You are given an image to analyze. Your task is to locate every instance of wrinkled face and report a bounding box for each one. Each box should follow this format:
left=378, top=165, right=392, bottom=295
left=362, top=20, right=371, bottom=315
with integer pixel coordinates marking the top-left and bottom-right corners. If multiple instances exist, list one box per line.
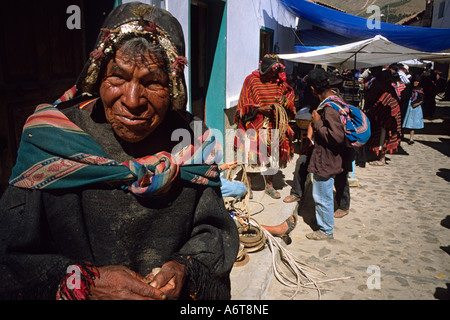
left=100, top=47, right=170, bottom=143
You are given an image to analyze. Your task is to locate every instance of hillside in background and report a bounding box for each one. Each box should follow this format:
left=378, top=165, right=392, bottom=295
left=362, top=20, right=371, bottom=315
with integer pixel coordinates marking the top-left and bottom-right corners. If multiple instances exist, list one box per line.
left=319, top=0, right=427, bottom=23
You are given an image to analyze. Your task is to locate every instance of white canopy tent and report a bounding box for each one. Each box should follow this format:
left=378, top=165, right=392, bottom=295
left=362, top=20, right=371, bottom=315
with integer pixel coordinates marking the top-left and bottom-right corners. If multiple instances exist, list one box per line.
left=399, top=59, right=432, bottom=68
left=278, top=35, right=450, bottom=70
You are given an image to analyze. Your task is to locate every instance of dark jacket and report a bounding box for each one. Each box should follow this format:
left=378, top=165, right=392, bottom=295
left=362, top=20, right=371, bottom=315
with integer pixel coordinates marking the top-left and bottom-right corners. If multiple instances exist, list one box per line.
left=308, top=103, right=346, bottom=178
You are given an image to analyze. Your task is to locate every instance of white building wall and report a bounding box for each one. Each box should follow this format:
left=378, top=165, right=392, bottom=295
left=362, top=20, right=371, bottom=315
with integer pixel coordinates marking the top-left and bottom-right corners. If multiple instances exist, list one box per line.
left=226, top=0, right=297, bottom=109
left=432, top=0, right=450, bottom=28
left=226, top=1, right=261, bottom=110
left=121, top=0, right=297, bottom=111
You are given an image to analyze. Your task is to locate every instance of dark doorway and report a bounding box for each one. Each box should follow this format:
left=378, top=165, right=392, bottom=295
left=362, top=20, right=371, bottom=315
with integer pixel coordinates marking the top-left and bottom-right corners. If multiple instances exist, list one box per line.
left=190, top=0, right=226, bottom=126
left=260, top=27, right=274, bottom=59
left=0, top=0, right=115, bottom=195
left=190, top=1, right=208, bottom=121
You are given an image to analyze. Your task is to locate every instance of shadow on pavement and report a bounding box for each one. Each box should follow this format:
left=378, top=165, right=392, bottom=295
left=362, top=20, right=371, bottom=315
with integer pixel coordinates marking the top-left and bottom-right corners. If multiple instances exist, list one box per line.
left=416, top=138, right=450, bottom=157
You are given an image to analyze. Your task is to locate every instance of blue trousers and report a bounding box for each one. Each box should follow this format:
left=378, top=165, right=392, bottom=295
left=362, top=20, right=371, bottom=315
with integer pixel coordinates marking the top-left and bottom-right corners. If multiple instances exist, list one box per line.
left=312, top=173, right=335, bottom=235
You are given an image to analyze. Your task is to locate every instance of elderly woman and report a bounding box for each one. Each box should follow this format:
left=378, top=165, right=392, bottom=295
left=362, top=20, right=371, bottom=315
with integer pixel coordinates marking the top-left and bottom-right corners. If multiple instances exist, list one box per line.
left=0, top=3, right=239, bottom=300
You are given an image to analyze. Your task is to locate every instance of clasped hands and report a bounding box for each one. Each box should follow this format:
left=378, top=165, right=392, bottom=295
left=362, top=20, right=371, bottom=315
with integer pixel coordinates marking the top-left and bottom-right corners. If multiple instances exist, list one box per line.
left=257, top=96, right=287, bottom=117
left=87, top=260, right=185, bottom=300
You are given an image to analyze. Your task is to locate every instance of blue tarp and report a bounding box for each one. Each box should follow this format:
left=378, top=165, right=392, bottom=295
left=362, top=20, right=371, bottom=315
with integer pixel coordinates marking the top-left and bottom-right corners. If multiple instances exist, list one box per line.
left=294, top=45, right=335, bottom=52
left=280, top=0, right=450, bottom=52
left=296, top=24, right=355, bottom=47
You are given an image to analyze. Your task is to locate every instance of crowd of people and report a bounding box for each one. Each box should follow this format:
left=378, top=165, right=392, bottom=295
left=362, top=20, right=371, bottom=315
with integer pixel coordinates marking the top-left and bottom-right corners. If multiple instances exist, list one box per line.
left=233, top=56, right=441, bottom=244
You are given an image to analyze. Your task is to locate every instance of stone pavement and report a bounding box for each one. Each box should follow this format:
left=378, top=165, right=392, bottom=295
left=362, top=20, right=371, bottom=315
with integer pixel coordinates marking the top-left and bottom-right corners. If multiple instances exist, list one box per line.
left=230, top=99, right=450, bottom=300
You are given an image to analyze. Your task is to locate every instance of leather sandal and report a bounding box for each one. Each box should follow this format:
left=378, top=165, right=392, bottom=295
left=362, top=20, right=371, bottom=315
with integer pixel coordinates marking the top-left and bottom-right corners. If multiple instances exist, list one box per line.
left=334, top=209, right=349, bottom=218
left=306, top=230, right=334, bottom=240
left=265, top=187, right=280, bottom=199
left=283, top=194, right=301, bottom=203
left=280, top=215, right=297, bottom=245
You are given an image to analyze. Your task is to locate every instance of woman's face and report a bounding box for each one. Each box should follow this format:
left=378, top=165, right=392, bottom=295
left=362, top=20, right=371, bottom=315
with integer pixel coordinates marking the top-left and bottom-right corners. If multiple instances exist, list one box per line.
left=100, top=47, right=170, bottom=143
left=261, top=67, right=280, bottom=82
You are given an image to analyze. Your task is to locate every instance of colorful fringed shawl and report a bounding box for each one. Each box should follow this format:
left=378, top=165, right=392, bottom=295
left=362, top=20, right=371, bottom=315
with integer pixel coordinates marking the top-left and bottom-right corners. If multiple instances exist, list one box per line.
left=367, top=91, right=402, bottom=155
left=9, top=103, right=222, bottom=197
left=392, top=82, right=406, bottom=100
left=234, top=71, right=295, bottom=166
left=411, top=86, right=424, bottom=104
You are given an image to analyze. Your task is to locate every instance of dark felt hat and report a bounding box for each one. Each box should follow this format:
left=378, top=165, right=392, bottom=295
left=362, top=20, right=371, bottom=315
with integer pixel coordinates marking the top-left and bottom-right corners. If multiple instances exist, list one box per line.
left=305, top=68, right=329, bottom=89
left=259, top=55, right=284, bottom=75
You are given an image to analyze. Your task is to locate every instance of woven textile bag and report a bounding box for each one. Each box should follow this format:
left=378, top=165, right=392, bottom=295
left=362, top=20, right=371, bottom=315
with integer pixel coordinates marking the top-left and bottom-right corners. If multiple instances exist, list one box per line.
left=321, top=96, right=371, bottom=148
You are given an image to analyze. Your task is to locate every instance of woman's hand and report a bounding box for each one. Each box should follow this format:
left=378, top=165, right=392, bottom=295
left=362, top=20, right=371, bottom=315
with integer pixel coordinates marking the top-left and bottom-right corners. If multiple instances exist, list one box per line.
left=87, top=265, right=166, bottom=300
left=257, top=104, right=274, bottom=117
left=276, top=95, right=287, bottom=106
left=145, top=260, right=186, bottom=300
left=219, top=161, right=238, bottom=171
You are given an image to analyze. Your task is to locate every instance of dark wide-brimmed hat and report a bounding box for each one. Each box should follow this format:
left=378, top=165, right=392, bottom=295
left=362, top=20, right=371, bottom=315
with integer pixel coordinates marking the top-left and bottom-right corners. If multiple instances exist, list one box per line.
left=76, top=2, right=187, bottom=110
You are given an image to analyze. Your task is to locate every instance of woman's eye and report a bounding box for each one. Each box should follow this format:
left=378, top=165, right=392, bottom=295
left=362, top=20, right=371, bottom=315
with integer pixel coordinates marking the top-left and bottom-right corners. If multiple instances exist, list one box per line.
left=108, top=74, right=126, bottom=84
left=143, top=79, right=164, bottom=88
left=144, top=80, right=158, bottom=86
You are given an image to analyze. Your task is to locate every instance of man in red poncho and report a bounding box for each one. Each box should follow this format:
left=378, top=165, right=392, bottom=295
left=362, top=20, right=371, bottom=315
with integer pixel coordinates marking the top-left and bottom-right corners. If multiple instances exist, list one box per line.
left=234, top=55, right=295, bottom=199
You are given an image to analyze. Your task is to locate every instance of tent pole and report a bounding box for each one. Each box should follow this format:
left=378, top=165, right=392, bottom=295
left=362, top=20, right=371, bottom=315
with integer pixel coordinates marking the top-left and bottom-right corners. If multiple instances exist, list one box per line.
left=352, top=53, right=357, bottom=104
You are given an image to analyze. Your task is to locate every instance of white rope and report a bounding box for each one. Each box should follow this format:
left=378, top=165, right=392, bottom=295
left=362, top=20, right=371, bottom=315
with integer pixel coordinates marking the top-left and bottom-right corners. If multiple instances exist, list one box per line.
left=225, top=164, right=350, bottom=299
left=272, top=102, right=290, bottom=144
left=249, top=218, right=351, bottom=300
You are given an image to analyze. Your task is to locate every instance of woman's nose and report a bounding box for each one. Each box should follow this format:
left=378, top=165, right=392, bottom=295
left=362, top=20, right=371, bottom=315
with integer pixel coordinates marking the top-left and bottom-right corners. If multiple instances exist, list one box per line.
left=121, top=81, right=146, bottom=113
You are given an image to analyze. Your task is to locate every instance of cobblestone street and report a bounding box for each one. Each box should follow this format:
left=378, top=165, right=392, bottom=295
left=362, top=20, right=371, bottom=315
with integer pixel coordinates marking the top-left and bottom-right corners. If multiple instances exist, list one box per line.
left=231, top=100, right=450, bottom=300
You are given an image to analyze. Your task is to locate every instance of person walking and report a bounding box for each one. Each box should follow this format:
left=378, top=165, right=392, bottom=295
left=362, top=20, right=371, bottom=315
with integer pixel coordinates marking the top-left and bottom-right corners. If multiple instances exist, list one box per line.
left=403, top=75, right=424, bottom=145
left=420, top=63, right=437, bottom=119
left=302, top=69, right=346, bottom=240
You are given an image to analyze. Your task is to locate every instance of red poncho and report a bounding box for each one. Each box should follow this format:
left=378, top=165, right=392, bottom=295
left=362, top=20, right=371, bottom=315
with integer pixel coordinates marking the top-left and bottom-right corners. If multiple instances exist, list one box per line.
left=368, top=91, right=402, bottom=155
left=234, top=71, right=295, bottom=167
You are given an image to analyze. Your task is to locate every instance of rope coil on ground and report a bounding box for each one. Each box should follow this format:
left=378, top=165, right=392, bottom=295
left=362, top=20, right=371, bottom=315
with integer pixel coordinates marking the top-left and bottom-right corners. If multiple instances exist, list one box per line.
left=233, top=243, right=249, bottom=267
left=224, top=164, right=267, bottom=256
left=255, top=219, right=351, bottom=300
left=238, top=224, right=266, bottom=253
left=223, top=163, right=350, bottom=299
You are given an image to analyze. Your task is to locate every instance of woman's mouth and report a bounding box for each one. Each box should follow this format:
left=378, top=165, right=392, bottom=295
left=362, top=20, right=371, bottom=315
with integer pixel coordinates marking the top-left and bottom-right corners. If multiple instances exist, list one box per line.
left=117, top=115, right=151, bottom=126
